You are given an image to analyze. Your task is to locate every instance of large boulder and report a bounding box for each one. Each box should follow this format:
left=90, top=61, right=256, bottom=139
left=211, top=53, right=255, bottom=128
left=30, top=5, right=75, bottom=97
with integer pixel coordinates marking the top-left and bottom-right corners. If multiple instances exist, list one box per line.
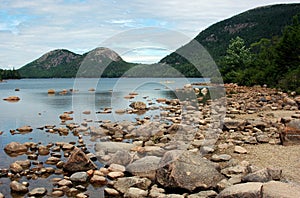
left=126, top=156, right=161, bottom=180
left=216, top=182, right=262, bottom=198
left=63, top=147, right=97, bottom=172
left=156, top=150, right=224, bottom=191
left=4, top=142, right=28, bottom=156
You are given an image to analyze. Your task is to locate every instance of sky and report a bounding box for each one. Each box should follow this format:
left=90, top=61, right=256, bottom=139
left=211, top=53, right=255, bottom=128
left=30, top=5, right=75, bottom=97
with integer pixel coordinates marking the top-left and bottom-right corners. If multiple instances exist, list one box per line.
left=0, top=0, right=299, bottom=69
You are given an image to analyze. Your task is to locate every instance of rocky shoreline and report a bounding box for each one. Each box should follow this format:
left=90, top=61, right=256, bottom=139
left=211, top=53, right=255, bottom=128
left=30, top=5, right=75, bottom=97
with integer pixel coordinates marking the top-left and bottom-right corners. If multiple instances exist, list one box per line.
left=1, top=83, right=300, bottom=197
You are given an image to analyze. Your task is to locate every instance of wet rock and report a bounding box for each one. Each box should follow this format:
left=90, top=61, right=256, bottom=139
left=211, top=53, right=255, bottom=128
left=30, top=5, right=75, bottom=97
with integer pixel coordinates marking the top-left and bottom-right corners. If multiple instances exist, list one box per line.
left=90, top=175, right=107, bottom=185
left=261, top=181, right=300, bottom=198
left=57, top=179, right=73, bottom=187
left=45, top=156, right=61, bottom=165
left=10, top=181, right=28, bottom=193
left=129, top=101, right=147, bottom=110
left=113, top=177, right=151, bottom=194
left=52, top=190, right=64, bottom=197
left=234, top=146, right=248, bottom=154
left=126, top=156, right=161, bottom=180
left=48, top=89, right=55, bottom=94
left=216, top=182, right=262, bottom=198
left=10, top=162, right=23, bottom=173
left=94, top=142, right=135, bottom=153
left=17, top=125, right=33, bottom=132
left=242, top=168, right=282, bottom=182
left=15, top=160, right=31, bottom=169
left=4, top=142, right=28, bottom=156
left=156, top=150, right=224, bottom=191
left=124, top=187, right=148, bottom=198
left=28, top=187, right=47, bottom=196
left=59, top=113, right=73, bottom=121
left=63, top=147, right=97, bottom=172
left=38, top=145, right=50, bottom=155
left=70, top=172, right=89, bottom=183
left=3, top=96, right=20, bottom=102
left=62, top=143, right=75, bottom=150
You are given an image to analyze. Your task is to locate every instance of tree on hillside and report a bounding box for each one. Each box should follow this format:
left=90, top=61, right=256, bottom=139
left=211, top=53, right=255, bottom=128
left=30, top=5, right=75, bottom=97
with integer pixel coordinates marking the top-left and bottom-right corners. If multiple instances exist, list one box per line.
left=220, top=36, right=253, bottom=83
left=276, top=15, right=300, bottom=92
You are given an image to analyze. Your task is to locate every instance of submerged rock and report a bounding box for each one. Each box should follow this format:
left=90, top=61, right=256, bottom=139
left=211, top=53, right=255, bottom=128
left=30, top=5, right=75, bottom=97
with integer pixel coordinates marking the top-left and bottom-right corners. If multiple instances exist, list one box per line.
left=4, top=142, right=28, bottom=156
left=129, top=101, right=147, bottom=110
left=10, top=181, right=28, bottom=193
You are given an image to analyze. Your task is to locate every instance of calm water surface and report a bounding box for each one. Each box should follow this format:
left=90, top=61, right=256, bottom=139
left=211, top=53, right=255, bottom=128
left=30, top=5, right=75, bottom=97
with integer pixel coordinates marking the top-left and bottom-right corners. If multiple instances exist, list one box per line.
left=0, top=78, right=205, bottom=197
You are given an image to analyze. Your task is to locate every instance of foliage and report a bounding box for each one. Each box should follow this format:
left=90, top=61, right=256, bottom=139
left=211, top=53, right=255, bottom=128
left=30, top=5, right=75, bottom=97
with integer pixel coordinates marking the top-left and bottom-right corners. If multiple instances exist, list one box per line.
left=221, top=14, right=300, bottom=93
left=0, top=68, right=21, bottom=80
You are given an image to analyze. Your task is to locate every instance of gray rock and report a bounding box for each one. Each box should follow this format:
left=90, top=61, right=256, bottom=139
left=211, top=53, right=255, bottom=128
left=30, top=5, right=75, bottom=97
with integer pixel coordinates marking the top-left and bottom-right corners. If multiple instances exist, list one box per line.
left=70, top=172, right=88, bottom=183
left=124, top=187, right=148, bottom=198
left=157, top=150, right=224, bottom=191
left=242, top=168, right=282, bottom=182
left=149, top=184, right=165, bottom=198
left=28, top=187, right=47, bottom=196
left=63, top=147, right=97, bottom=172
left=4, top=142, right=28, bottom=156
left=113, top=177, right=152, bottom=194
left=10, top=181, right=28, bottom=193
left=126, top=156, right=161, bottom=180
left=95, top=142, right=134, bottom=153
left=216, top=182, right=262, bottom=198
left=108, top=150, right=132, bottom=166
left=261, top=181, right=300, bottom=198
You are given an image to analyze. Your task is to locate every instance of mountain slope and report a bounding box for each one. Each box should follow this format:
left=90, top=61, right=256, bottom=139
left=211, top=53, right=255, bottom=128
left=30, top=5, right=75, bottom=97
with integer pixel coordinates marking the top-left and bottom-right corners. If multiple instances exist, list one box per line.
left=18, top=47, right=135, bottom=78
left=160, top=3, right=300, bottom=66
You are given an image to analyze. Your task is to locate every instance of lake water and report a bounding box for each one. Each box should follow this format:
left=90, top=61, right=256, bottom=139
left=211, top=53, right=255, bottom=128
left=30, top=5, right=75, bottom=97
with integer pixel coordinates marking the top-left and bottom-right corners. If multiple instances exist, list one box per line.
left=0, top=78, right=205, bottom=197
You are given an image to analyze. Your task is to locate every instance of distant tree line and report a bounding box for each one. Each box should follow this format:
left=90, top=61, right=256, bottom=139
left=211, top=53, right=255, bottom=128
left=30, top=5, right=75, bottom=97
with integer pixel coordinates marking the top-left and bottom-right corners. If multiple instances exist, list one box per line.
left=220, top=15, right=300, bottom=93
left=0, top=68, right=21, bottom=81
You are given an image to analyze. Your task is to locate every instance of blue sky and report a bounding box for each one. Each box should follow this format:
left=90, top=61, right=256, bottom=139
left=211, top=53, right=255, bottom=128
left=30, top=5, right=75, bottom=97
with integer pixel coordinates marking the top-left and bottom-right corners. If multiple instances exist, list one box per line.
left=0, top=0, right=299, bottom=69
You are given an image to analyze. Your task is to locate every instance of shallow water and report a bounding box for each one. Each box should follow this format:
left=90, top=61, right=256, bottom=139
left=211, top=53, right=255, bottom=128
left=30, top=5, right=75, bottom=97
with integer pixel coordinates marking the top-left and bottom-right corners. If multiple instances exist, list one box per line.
left=0, top=78, right=205, bottom=197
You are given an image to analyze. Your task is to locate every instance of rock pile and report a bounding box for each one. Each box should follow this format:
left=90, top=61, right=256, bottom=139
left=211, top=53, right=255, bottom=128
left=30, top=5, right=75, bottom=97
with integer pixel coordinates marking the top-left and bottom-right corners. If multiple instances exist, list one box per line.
left=1, top=83, right=300, bottom=197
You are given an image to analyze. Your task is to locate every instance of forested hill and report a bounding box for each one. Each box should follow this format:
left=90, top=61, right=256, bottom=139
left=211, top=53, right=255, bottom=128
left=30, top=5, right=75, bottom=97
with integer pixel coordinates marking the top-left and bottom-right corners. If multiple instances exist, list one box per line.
left=160, top=3, right=300, bottom=65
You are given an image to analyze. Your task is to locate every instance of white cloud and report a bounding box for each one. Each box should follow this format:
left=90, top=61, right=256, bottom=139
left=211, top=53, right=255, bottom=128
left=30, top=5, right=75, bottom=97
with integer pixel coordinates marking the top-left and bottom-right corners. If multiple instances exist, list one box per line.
left=0, top=0, right=299, bottom=68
